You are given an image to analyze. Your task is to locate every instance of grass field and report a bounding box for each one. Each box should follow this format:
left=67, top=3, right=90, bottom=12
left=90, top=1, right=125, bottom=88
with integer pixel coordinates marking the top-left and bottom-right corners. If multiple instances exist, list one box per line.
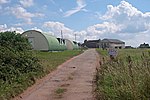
left=0, top=50, right=82, bottom=100
left=96, top=49, right=150, bottom=100
left=35, top=50, right=83, bottom=74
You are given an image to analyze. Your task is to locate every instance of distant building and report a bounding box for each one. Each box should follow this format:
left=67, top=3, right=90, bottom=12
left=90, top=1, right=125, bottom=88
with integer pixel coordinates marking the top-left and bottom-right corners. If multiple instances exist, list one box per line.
left=139, top=43, right=150, bottom=48
left=125, top=46, right=134, bottom=49
left=83, top=39, right=101, bottom=48
left=82, top=38, right=125, bottom=49
left=101, top=39, right=125, bottom=49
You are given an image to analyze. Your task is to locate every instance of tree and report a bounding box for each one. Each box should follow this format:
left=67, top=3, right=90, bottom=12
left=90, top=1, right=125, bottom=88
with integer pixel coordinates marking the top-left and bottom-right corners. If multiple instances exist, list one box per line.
left=0, top=31, right=43, bottom=83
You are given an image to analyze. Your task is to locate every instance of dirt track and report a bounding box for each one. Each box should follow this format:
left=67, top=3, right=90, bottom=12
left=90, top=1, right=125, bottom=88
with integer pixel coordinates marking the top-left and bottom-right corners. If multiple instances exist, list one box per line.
left=13, top=49, right=100, bottom=100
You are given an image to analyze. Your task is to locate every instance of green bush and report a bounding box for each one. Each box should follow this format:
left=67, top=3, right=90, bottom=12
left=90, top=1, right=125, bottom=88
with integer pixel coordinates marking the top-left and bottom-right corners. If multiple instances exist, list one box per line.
left=0, top=31, right=44, bottom=99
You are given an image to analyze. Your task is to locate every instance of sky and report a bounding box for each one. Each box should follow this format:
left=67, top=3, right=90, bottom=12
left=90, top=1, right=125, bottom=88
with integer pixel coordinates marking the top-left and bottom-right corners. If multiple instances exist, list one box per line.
left=0, top=0, right=150, bottom=47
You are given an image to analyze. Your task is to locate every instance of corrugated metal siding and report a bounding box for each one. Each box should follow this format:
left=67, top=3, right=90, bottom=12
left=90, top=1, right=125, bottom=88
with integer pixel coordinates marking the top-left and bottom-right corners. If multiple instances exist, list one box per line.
left=65, top=39, right=73, bottom=50
left=72, top=41, right=79, bottom=49
left=43, top=33, right=66, bottom=51
left=22, top=30, right=67, bottom=51
left=22, top=30, right=49, bottom=50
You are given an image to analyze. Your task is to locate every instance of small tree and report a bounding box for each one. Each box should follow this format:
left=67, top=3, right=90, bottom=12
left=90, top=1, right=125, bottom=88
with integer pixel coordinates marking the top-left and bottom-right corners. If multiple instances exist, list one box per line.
left=0, top=31, right=43, bottom=83
left=0, top=31, right=31, bottom=51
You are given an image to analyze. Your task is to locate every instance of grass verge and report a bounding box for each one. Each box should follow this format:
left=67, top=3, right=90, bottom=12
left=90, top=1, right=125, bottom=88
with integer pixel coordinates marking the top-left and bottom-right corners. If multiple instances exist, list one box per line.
left=35, top=50, right=83, bottom=74
left=95, top=49, right=150, bottom=100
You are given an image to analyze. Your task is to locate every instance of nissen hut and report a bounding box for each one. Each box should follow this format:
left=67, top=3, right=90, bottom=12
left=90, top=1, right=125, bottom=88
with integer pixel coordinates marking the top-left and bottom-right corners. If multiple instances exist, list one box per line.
left=22, top=30, right=67, bottom=51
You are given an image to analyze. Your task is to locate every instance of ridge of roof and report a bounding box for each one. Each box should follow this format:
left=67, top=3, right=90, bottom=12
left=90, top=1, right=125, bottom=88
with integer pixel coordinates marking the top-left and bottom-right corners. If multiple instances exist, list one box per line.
left=102, top=38, right=124, bottom=43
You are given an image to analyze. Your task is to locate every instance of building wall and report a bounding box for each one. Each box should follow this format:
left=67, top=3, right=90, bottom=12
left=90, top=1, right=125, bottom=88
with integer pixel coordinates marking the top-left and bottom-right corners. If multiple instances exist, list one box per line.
left=22, top=31, right=49, bottom=51
left=101, top=42, right=125, bottom=49
left=109, top=43, right=125, bottom=49
left=101, top=42, right=109, bottom=49
left=84, top=42, right=99, bottom=48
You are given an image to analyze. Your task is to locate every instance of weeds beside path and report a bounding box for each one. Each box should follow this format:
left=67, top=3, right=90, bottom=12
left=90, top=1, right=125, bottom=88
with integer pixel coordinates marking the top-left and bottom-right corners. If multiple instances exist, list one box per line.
left=95, top=49, right=150, bottom=100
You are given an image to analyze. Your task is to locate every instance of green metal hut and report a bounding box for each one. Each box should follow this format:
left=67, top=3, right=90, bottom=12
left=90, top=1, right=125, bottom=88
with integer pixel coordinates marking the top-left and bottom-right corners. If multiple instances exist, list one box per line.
left=72, top=41, right=79, bottom=49
left=65, top=39, right=79, bottom=50
left=22, top=30, right=67, bottom=51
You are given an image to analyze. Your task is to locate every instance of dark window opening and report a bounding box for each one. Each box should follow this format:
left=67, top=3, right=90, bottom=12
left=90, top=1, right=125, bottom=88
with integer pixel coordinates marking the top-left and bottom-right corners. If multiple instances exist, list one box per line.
left=57, top=38, right=65, bottom=44
left=73, top=41, right=77, bottom=44
left=63, top=39, right=65, bottom=44
left=57, top=38, right=61, bottom=43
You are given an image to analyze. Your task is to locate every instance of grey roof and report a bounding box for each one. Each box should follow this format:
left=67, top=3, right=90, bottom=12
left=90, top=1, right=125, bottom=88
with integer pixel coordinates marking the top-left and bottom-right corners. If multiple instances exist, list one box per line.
left=102, top=39, right=125, bottom=43
left=86, top=39, right=101, bottom=43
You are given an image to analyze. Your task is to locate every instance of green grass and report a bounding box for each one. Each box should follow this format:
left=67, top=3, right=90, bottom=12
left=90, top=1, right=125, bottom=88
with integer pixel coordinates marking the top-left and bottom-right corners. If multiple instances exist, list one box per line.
left=35, top=50, right=83, bottom=74
left=96, top=48, right=108, bottom=56
left=96, top=49, right=150, bottom=100
left=0, top=50, right=82, bottom=100
left=55, top=88, right=67, bottom=94
left=54, top=88, right=67, bottom=98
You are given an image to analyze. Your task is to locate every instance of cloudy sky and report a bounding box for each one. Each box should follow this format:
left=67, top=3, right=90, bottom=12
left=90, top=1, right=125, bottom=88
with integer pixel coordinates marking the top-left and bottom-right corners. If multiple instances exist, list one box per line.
left=0, top=0, right=150, bottom=47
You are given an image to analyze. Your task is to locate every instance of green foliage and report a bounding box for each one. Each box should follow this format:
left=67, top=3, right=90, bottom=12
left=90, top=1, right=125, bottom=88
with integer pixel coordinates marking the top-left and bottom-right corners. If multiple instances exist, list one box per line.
left=96, top=49, right=150, bottom=100
left=96, top=48, right=108, bottom=56
left=55, top=88, right=67, bottom=94
left=0, top=31, right=44, bottom=99
left=0, top=31, right=31, bottom=51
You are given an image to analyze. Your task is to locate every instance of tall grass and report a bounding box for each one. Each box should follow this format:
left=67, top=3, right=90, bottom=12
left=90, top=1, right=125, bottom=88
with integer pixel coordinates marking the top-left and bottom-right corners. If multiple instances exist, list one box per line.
left=96, top=49, right=150, bottom=100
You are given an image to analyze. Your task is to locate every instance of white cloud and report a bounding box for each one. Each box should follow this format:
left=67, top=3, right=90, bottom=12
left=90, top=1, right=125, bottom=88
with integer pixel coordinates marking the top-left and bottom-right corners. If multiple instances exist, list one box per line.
left=43, top=21, right=74, bottom=40
left=0, top=0, right=9, bottom=4
left=20, top=0, right=34, bottom=7
left=8, top=27, right=24, bottom=34
left=13, top=23, right=24, bottom=27
left=85, top=1, right=150, bottom=47
left=11, top=6, right=44, bottom=24
left=0, top=24, right=24, bottom=33
left=74, top=30, right=87, bottom=42
left=125, top=30, right=150, bottom=47
left=0, top=24, right=7, bottom=30
left=31, top=27, right=43, bottom=32
left=43, top=21, right=88, bottom=42
left=101, top=1, right=150, bottom=33
left=64, top=0, right=87, bottom=17
left=87, top=22, right=123, bottom=35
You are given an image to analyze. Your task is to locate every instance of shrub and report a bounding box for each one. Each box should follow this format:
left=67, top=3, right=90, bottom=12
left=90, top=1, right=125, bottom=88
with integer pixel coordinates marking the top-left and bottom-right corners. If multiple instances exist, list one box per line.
left=0, top=31, right=44, bottom=99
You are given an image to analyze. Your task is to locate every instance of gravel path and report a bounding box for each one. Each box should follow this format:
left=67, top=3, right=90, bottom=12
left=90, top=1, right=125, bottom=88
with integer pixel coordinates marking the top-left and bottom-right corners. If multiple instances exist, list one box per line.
left=13, top=49, right=100, bottom=100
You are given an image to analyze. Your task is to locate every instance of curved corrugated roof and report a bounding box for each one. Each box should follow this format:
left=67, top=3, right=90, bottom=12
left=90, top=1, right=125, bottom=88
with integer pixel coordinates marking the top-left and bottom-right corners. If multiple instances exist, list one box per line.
left=43, top=33, right=60, bottom=51
left=41, top=33, right=67, bottom=51
left=64, top=39, right=79, bottom=50
left=22, top=30, right=67, bottom=51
